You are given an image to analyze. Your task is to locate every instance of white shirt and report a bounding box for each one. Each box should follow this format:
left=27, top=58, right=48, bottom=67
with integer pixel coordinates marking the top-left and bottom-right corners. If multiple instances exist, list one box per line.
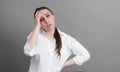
left=23, top=28, right=90, bottom=72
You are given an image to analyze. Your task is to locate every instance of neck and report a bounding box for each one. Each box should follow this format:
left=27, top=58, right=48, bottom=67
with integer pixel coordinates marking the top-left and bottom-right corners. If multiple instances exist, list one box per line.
left=46, top=28, right=55, bottom=41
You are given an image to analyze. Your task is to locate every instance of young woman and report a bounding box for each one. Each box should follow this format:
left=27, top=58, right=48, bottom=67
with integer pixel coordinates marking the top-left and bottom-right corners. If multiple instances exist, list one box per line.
left=23, top=6, right=90, bottom=72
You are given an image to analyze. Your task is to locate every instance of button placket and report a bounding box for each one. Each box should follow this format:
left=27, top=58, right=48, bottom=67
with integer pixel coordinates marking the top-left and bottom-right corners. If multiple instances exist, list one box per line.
left=44, top=36, right=56, bottom=72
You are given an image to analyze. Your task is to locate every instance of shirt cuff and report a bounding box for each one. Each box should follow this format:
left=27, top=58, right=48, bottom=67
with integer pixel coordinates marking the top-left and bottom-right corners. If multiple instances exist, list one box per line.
left=24, top=41, right=38, bottom=57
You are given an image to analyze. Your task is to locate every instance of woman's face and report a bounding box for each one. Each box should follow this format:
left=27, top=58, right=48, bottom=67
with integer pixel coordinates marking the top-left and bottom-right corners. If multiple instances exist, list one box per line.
left=39, top=9, right=55, bottom=32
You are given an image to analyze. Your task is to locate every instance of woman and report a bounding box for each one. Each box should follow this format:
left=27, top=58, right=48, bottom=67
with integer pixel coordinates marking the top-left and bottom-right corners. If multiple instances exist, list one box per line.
left=24, top=6, right=90, bottom=72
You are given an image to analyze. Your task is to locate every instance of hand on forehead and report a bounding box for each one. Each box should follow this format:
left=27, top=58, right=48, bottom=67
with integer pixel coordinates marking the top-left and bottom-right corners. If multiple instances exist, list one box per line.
left=38, top=9, right=50, bottom=15
left=35, top=9, right=51, bottom=18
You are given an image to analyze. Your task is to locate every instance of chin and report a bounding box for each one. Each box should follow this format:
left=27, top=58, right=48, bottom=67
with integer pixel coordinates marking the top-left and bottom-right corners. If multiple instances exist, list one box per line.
left=46, top=27, right=54, bottom=32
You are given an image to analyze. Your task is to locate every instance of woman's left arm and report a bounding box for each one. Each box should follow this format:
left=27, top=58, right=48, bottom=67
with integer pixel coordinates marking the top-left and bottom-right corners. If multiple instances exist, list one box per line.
left=62, top=58, right=75, bottom=68
left=63, top=36, right=91, bottom=68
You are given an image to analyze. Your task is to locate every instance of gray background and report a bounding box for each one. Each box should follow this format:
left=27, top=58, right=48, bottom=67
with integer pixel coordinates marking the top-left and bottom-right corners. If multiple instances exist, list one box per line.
left=0, top=0, right=120, bottom=72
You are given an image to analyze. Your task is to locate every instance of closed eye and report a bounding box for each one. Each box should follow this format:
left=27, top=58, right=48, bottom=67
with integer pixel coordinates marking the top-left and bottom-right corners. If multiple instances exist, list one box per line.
left=46, top=14, right=50, bottom=18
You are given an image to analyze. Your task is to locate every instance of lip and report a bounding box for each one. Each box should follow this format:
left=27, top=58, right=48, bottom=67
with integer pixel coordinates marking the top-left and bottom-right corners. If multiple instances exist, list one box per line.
left=47, top=24, right=52, bottom=27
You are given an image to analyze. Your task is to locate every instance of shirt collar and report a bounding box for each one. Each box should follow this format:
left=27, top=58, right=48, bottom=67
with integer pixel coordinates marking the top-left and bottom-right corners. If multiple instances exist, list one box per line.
left=57, top=28, right=64, bottom=36
left=40, top=28, right=64, bottom=36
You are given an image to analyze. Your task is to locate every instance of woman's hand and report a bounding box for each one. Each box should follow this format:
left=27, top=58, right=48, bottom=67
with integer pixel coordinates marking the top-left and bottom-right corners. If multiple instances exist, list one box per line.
left=62, top=59, right=75, bottom=69
left=34, top=11, right=43, bottom=28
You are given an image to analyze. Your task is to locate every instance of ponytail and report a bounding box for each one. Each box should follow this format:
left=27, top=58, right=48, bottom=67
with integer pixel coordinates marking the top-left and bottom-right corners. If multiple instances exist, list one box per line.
left=54, top=28, right=62, bottom=58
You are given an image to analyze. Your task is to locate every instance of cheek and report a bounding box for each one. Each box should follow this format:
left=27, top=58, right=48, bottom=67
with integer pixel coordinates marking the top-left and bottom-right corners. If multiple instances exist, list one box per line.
left=51, top=17, right=55, bottom=24
left=41, top=21, right=46, bottom=26
left=41, top=23, right=46, bottom=29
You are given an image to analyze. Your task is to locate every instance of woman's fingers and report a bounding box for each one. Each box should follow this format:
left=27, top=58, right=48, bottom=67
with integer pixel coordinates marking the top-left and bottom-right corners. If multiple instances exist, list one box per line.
left=35, top=11, right=43, bottom=27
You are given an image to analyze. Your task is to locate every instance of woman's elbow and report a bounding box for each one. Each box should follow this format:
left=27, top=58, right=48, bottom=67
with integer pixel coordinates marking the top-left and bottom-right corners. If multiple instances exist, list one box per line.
left=85, top=51, right=91, bottom=61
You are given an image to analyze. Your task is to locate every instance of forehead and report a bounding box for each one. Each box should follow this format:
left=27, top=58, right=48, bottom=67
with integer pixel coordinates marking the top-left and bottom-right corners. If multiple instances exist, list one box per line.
left=39, top=9, right=51, bottom=15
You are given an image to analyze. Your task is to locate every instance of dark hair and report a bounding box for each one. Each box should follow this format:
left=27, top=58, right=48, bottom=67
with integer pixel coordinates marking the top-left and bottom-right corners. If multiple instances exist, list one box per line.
left=34, top=6, right=53, bottom=18
left=34, top=6, right=62, bottom=57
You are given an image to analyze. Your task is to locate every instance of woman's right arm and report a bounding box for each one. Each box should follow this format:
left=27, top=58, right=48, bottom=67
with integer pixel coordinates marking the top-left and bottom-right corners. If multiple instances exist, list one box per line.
left=23, top=11, right=42, bottom=57
left=28, top=11, right=42, bottom=49
left=28, top=25, right=40, bottom=49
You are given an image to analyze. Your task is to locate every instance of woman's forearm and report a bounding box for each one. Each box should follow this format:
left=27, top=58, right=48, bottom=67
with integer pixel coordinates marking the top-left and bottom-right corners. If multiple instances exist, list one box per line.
left=62, top=59, right=75, bottom=68
left=28, top=25, right=40, bottom=49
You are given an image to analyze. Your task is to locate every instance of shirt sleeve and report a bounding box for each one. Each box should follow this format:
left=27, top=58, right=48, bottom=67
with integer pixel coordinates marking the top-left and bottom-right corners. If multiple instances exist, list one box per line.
left=68, top=36, right=91, bottom=66
left=23, top=31, right=39, bottom=57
